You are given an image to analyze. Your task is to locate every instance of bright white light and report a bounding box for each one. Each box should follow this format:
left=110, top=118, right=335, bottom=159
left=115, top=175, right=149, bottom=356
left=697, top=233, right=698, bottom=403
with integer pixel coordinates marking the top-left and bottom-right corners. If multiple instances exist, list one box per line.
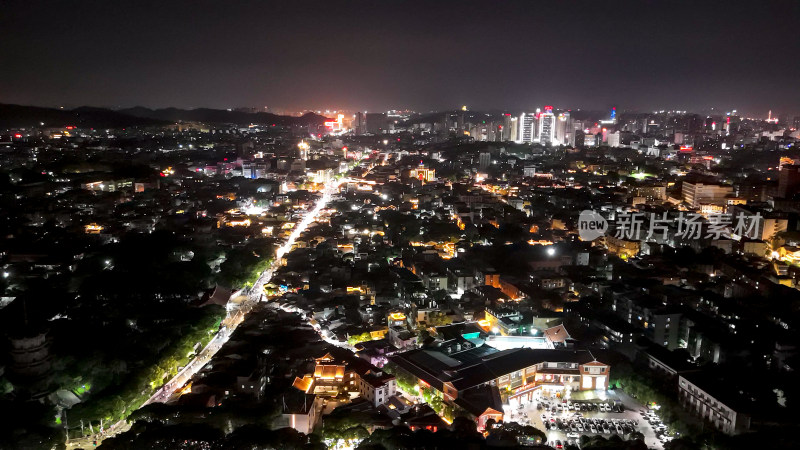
left=547, top=247, right=555, bottom=256
left=275, top=179, right=342, bottom=262
left=105, top=260, right=111, bottom=265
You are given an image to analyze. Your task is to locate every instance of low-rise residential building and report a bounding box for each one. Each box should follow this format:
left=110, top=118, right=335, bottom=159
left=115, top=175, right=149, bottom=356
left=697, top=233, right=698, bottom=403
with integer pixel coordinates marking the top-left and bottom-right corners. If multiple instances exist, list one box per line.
left=357, top=369, right=397, bottom=407
left=272, top=393, right=322, bottom=434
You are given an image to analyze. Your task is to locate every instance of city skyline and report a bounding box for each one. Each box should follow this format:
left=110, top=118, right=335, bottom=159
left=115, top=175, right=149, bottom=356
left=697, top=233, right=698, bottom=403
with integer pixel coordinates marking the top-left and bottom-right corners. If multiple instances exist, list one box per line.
left=0, top=102, right=790, bottom=122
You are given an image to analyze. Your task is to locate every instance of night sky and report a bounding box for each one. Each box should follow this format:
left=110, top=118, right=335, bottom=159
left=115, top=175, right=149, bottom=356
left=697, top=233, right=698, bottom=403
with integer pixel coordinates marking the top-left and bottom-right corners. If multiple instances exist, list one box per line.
left=2, top=0, right=799, bottom=115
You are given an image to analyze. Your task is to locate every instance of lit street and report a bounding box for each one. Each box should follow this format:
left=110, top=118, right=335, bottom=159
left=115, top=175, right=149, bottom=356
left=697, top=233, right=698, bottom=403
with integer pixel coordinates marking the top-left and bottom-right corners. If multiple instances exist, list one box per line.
left=66, top=177, right=344, bottom=449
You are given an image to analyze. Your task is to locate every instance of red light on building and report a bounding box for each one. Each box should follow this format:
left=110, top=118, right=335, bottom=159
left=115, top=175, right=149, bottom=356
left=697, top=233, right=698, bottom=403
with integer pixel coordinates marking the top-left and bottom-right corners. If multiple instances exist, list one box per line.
left=66, top=126, right=75, bottom=130
left=13, top=133, right=22, bottom=138
left=680, top=146, right=693, bottom=152
left=544, top=105, right=553, bottom=112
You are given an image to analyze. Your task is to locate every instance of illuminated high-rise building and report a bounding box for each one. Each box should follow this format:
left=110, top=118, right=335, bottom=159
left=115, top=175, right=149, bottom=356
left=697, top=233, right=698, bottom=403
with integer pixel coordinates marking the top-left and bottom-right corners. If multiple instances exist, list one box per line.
left=538, top=106, right=556, bottom=144
left=555, top=111, right=572, bottom=145
left=517, top=112, right=537, bottom=143
left=508, top=116, right=518, bottom=142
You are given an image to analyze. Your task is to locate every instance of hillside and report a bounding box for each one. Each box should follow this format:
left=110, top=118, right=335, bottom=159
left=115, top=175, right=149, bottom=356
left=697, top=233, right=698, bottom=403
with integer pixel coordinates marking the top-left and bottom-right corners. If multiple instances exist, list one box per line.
left=117, top=107, right=330, bottom=126
left=0, top=104, right=168, bottom=129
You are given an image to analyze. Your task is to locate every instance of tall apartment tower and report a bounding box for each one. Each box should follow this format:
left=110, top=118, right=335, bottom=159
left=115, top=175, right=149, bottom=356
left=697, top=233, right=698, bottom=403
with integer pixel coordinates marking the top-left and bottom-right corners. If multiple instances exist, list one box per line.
left=479, top=152, right=491, bottom=171
left=365, top=113, right=388, bottom=134
left=356, top=112, right=367, bottom=135
left=555, top=111, right=572, bottom=145
left=778, top=165, right=800, bottom=199
left=538, top=106, right=556, bottom=145
left=518, top=112, right=537, bottom=143
left=508, top=116, right=518, bottom=142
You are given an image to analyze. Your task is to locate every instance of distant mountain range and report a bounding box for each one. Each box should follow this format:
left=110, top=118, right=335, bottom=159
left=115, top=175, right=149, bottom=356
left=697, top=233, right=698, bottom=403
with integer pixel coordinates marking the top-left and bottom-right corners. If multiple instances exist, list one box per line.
left=116, top=107, right=330, bottom=127
left=0, top=103, right=330, bottom=129
left=0, top=104, right=167, bottom=129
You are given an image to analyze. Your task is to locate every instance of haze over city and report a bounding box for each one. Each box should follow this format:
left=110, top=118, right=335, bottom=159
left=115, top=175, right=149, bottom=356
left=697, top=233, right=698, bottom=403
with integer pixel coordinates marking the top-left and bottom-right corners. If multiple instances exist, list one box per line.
left=2, top=1, right=799, bottom=114
left=2, top=2, right=800, bottom=450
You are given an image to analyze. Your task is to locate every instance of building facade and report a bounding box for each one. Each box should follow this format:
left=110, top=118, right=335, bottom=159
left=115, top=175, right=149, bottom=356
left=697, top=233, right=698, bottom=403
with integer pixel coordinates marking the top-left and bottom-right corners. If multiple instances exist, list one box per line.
left=390, top=344, right=610, bottom=429
left=678, top=374, right=751, bottom=435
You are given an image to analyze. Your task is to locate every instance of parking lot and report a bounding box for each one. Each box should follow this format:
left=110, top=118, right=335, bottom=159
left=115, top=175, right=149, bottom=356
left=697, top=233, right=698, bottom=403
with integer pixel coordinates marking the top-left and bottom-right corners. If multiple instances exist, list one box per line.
left=503, top=389, right=667, bottom=449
